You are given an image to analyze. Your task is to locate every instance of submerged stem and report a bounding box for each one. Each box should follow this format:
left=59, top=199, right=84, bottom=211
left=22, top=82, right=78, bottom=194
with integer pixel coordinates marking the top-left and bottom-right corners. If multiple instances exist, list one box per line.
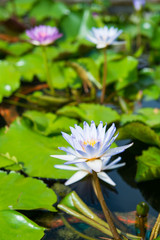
left=92, top=171, right=122, bottom=240
left=100, top=48, right=107, bottom=104
left=41, top=46, right=54, bottom=95
left=61, top=215, right=99, bottom=240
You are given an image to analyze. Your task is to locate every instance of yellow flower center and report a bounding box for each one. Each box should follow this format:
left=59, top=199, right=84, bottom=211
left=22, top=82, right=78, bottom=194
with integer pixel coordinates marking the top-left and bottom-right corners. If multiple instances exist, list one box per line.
left=83, top=139, right=97, bottom=147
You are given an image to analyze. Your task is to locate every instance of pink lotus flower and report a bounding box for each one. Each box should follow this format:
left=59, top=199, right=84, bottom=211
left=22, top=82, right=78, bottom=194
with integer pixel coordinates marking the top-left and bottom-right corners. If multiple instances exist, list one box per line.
left=26, top=25, right=63, bottom=46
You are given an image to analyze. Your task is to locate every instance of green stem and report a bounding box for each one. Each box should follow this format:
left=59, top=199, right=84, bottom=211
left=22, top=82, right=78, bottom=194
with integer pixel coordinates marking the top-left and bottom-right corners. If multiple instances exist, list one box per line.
left=136, top=10, right=142, bottom=48
left=100, top=48, right=107, bottom=104
left=41, top=46, right=54, bottom=95
left=61, top=215, right=99, bottom=240
left=92, top=171, right=122, bottom=240
left=58, top=204, right=113, bottom=237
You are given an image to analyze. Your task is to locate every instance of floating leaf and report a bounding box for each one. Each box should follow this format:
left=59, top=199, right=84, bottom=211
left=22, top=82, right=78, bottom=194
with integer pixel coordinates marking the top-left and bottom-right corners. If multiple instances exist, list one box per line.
left=0, top=152, right=22, bottom=170
left=0, top=210, right=45, bottom=240
left=0, top=120, right=75, bottom=179
left=0, top=171, right=57, bottom=211
left=60, top=9, right=96, bottom=38
left=121, top=108, right=160, bottom=128
left=29, top=0, right=69, bottom=21
left=136, top=147, right=160, bottom=182
left=107, top=56, right=138, bottom=89
left=57, top=103, right=120, bottom=125
left=118, top=122, right=160, bottom=147
left=7, top=42, right=33, bottom=56
left=0, top=61, right=21, bottom=103
left=23, top=110, right=78, bottom=135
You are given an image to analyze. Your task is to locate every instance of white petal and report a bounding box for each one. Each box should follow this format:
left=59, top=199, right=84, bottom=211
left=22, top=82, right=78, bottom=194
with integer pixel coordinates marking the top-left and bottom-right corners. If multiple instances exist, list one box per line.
left=104, top=162, right=126, bottom=170
left=64, top=158, right=87, bottom=165
left=104, top=123, right=116, bottom=144
left=50, top=154, right=75, bottom=161
left=103, top=143, right=133, bottom=157
left=103, top=156, right=121, bottom=169
left=54, top=165, right=79, bottom=170
left=97, top=172, right=116, bottom=186
left=87, top=160, right=102, bottom=172
left=65, top=171, right=89, bottom=185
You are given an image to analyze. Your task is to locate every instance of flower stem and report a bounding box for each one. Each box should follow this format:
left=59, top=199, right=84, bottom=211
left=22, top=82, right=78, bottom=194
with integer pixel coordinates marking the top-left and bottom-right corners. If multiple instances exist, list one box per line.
left=100, top=48, right=107, bottom=104
left=92, top=171, right=122, bottom=240
left=41, top=46, right=54, bottom=95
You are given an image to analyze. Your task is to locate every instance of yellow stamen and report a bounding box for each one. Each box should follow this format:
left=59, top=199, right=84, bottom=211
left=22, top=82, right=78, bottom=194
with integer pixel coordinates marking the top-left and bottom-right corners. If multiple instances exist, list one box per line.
left=83, top=139, right=97, bottom=147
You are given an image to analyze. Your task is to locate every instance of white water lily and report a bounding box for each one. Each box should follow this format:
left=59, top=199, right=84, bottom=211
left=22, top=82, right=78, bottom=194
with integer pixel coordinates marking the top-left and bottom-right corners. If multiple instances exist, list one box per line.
left=51, top=121, right=133, bottom=173
left=55, top=156, right=125, bottom=186
left=86, top=26, right=123, bottom=49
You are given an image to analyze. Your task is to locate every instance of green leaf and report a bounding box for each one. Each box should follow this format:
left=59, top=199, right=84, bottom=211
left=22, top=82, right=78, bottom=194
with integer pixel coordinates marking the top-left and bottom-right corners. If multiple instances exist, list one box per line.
left=7, top=42, right=33, bottom=56
left=15, top=53, right=45, bottom=82
left=0, top=171, right=57, bottom=211
left=0, top=152, right=22, bottom=170
left=140, top=20, right=155, bottom=38
left=57, top=103, right=120, bottom=125
left=29, top=0, right=69, bottom=21
left=60, top=9, right=96, bottom=38
left=118, top=122, right=160, bottom=147
left=0, top=210, right=45, bottom=240
left=0, top=7, right=10, bottom=20
left=0, top=61, right=21, bottom=103
left=121, top=108, right=160, bottom=128
left=23, top=110, right=78, bottom=135
left=136, top=147, right=160, bottom=182
left=6, top=0, right=38, bottom=17
left=0, top=119, right=75, bottom=179
left=77, top=58, right=101, bottom=88
left=107, top=56, right=138, bottom=89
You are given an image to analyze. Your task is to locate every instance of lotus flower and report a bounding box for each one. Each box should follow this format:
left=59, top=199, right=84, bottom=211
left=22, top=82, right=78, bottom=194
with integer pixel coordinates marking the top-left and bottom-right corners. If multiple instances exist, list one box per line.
left=55, top=156, right=125, bottom=186
left=26, top=25, right=62, bottom=46
left=51, top=121, right=133, bottom=173
left=86, top=26, right=123, bottom=49
left=133, top=0, right=145, bottom=11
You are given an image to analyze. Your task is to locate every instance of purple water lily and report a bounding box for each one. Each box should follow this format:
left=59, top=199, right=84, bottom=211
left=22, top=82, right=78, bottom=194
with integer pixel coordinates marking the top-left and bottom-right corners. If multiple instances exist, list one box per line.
left=51, top=121, right=133, bottom=173
left=86, top=26, right=122, bottom=49
left=133, top=0, right=145, bottom=11
left=26, top=25, right=62, bottom=46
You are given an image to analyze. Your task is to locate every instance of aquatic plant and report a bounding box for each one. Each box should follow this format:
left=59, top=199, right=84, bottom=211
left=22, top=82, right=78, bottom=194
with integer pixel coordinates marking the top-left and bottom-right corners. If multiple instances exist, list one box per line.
left=26, top=25, right=62, bottom=46
left=86, top=26, right=122, bottom=49
left=86, top=26, right=122, bottom=103
left=51, top=121, right=133, bottom=240
left=133, top=0, right=145, bottom=11
left=26, top=25, right=63, bottom=95
left=51, top=121, right=132, bottom=173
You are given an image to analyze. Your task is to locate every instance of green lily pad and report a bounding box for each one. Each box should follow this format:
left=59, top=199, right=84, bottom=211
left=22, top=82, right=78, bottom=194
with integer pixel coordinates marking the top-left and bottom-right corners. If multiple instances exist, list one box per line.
left=0, top=210, right=45, bottom=240
left=0, top=119, right=75, bottom=179
left=23, top=110, right=78, bottom=135
left=0, top=171, right=57, bottom=211
left=0, top=152, right=22, bottom=170
left=118, top=122, right=160, bottom=147
left=0, top=61, right=21, bottom=103
left=107, top=56, right=138, bottom=89
left=136, top=147, right=160, bottom=182
left=60, top=9, right=96, bottom=38
left=121, top=108, right=160, bottom=128
left=57, top=103, right=120, bottom=125
left=29, top=0, right=69, bottom=21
